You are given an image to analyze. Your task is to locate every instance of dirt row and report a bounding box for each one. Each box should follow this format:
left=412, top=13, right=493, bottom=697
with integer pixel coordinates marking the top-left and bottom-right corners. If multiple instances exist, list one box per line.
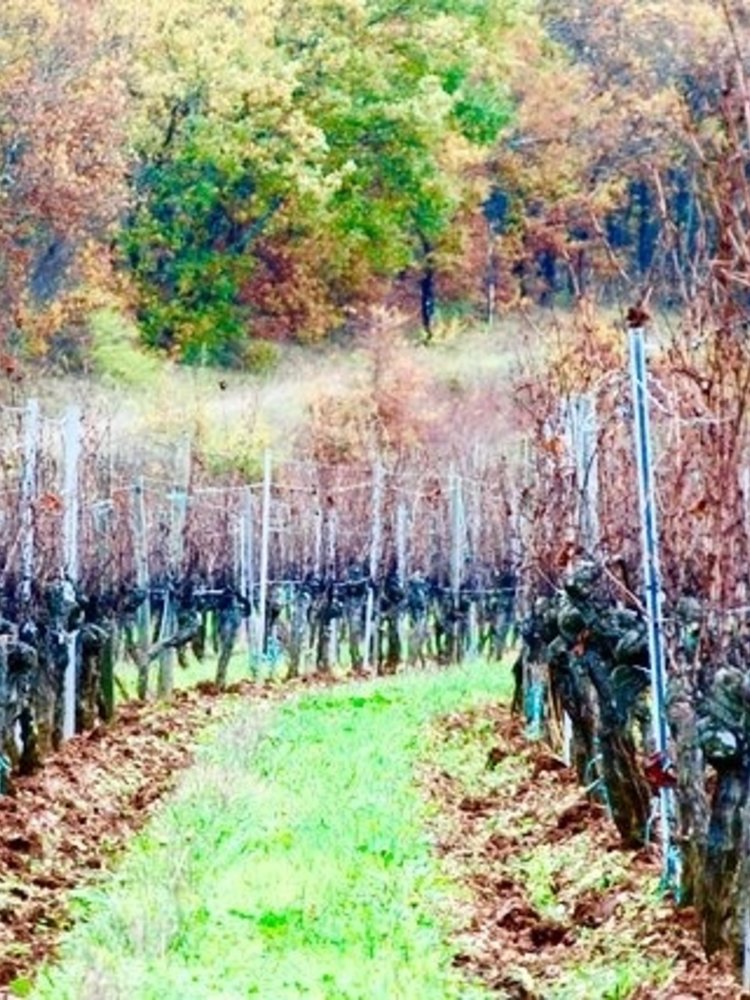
left=424, top=705, right=746, bottom=1000
left=0, top=676, right=337, bottom=995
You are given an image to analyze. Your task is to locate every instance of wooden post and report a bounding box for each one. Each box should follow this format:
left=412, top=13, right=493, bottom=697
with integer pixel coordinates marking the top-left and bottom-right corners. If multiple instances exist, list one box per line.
left=157, top=488, right=187, bottom=698
left=91, top=500, right=115, bottom=721
left=132, top=477, right=151, bottom=699
left=19, top=399, right=39, bottom=607
left=240, top=487, right=254, bottom=670
left=314, top=503, right=323, bottom=578
left=62, top=406, right=81, bottom=740
left=0, top=635, right=8, bottom=770
left=566, top=393, right=600, bottom=551
left=257, top=450, right=272, bottom=659
left=450, top=468, right=464, bottom=660
left=450, top=468, right=463, bottom=602
left=363, top=462, right=383, bottom=672
left=396, top=501, right=408, bottom=665
left=327, top=505, right=338, bottom=667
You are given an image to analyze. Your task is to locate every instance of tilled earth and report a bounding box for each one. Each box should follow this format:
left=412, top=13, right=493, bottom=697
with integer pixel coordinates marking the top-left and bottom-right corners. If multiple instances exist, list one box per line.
left=424, top=704, right=747, bottom=1000
left=0, top=676, right=334, bottom=997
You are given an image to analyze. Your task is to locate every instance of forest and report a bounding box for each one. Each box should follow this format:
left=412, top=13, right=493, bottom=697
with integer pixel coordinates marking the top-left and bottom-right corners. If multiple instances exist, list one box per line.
left=0, top=0, right=733, bottom=366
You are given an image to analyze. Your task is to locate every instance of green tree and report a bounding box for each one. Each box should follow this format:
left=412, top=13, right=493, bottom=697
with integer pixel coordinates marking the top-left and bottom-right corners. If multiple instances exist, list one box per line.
left=120, top=0, right=518, bottom=361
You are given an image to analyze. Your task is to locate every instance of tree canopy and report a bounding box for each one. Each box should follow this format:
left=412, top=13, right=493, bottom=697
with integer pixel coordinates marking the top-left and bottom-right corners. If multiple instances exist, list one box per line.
left=0, top=0, right=747, bottom=366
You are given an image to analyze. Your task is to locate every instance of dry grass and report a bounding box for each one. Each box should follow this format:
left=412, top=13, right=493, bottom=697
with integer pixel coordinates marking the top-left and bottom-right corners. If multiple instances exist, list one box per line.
left=7, top=318, right=527, bottom=462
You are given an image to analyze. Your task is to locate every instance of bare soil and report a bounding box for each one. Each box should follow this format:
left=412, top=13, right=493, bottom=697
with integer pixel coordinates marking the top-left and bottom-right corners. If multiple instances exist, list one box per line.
left=424, top=704, right=747, bottom=1000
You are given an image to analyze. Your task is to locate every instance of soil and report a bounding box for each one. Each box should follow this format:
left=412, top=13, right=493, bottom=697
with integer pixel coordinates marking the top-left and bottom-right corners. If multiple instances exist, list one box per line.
left=3, top=680, right=746, bottom=1000
left=425, top=704, right=748, bottom=1000
left=0, top=676, right=333, bottom=997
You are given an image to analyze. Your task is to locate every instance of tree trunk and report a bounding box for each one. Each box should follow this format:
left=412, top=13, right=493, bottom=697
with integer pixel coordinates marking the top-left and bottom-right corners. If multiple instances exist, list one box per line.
left=419, top=235, right=436, bottom=339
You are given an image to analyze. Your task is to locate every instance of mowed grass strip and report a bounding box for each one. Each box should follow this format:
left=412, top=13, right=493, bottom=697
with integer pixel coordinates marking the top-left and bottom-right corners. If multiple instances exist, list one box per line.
left=31, top=663, right=512, bottom=1000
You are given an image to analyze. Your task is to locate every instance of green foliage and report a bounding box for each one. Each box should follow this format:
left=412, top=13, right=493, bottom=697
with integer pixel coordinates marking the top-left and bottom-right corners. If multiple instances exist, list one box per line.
left=120, top=0, right=519, bottom=363
left=194, top=418, right=268, bottom=481
left=88, top=307, right=162, bottom=387
left=32, top=662, right=512, bottom=999
left=244, top=339, right=280, bottom=376
left=453, top=81, right=513, bottom=144
left=548, top=954, right=673, bottom=1000
left=122, top=134, right=276, bottom=366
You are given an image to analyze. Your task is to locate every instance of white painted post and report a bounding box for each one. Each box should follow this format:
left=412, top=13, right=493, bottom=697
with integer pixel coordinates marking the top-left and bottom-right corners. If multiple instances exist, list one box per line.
left=363, top=462, right=383, bottom=672
left=62, top=406, right=82, bottom=740
left=629, top=326, right=674, bottom=884
left=19, top=399, right=39, bottom=607
left=257, top=450, right=272, bottom=659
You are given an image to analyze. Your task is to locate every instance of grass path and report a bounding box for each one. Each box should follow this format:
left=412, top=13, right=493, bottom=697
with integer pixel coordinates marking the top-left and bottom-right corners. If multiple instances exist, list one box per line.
left=31, top=664, right=512, bottom=1000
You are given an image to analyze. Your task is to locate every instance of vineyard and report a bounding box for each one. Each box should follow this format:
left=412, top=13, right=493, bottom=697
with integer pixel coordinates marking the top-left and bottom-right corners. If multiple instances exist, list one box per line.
left=0, top=393, right=519, bottom=772
left=6, top=302, right=750, bottom=994
left=6, top=0, right=750, bottom=996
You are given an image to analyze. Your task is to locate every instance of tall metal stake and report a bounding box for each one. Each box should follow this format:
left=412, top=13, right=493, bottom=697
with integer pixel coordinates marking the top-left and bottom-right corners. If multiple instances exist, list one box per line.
left=628, top=326, right=674, bottom=882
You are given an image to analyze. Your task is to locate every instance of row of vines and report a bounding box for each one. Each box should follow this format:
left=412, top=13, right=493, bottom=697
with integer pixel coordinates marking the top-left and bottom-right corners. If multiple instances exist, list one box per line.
left=509, top=30, right=750, bottom=981
left=516, top=295, right=750, bottom=979
left=0, top=395, right=520, bottom=784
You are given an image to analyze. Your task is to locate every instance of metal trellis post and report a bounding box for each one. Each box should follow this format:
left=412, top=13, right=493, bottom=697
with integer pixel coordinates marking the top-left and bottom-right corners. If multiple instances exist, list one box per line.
left=628, top=326, right=675, bottom=885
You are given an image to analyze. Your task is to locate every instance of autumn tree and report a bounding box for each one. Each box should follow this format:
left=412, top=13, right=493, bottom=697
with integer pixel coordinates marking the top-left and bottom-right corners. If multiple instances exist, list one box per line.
left=487, top=0, right=726, bottom=305
left=0, top=0, right=128, bottom=358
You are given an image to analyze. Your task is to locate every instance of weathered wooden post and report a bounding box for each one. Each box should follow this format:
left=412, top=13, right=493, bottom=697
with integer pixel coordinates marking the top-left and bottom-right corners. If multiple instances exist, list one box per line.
left=363, top=462, right=383, bottom=672
left=19, top=398, right=39, bottom=607
left=240, top=486, right=254, bottom=671
left=396, top=501, right=408, bottom=665
left=257, top=450, right=272, bottom=662
left=561, top=392, right=600, bottom=762
left=132, top=477, right=151, bottom=699
left=450, top=468, right=465, bottom=661
left=566, top=393, right=600, bottom=552
left=62, top=406, right=81, bottom=739
left=0, top=635, right=8, bottom=790
left=327, top=504, right=339, bottom=668
left=91, top=500, right=115, bottom=721
left=157, top=487, right=188, bottom=698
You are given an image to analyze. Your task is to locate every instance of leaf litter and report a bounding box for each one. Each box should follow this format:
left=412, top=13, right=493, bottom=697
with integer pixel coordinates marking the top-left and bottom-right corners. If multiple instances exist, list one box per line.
left=422, top=703, right=748, bottom=1000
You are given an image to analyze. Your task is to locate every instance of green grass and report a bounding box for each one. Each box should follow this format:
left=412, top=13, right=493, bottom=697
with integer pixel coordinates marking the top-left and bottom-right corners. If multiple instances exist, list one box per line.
left=31, top=662, right=512, bottom=1000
